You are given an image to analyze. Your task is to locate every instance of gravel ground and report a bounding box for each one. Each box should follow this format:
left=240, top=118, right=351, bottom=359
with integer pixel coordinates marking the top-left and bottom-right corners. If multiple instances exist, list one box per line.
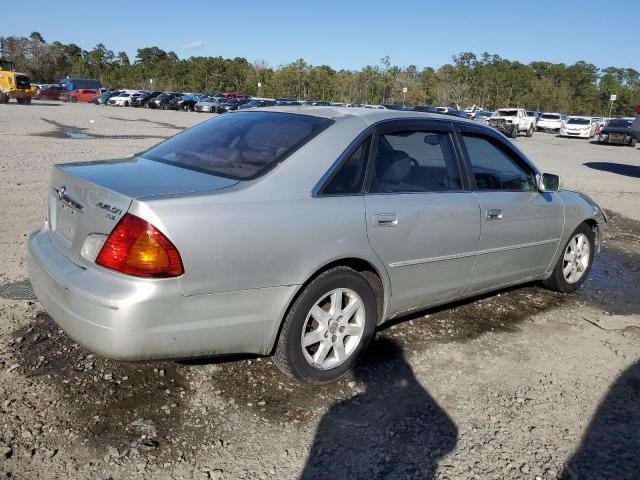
left=0, top=102, right=639, bottom=479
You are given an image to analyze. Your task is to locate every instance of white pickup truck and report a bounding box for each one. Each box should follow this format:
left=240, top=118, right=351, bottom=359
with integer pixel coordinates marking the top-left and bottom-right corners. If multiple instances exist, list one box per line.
left=488, top=108, right=536, bottom=138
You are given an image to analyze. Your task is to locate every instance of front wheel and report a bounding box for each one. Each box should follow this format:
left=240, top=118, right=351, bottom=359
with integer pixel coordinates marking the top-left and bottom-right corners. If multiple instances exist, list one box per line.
left=630, top=138, right=637, bottom=147
left=542, top=223, right=595, bottom=293
left=273, top=267, right=377, bottom=384
left=509, top=126, right=518, bottom=138
left=526, top=125, right=533, bottom=137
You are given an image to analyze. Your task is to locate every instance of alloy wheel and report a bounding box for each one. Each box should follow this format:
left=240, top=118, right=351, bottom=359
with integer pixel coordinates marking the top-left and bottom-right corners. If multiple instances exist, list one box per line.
left=562, top=233, right=591, bottom=284
left=300, top=288, right=365, bottom=370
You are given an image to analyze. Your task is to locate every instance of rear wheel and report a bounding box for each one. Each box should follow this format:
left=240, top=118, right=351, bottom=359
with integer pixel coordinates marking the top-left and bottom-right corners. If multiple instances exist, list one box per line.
left=70, top=96, right=77, bottom=103
left=273, top=267, right=377, bottom=384
left=124, top=101, right=129, bottom=107
left=542, top=223, right=595, bottom=293
left=630, top=138, right=637, bottom=147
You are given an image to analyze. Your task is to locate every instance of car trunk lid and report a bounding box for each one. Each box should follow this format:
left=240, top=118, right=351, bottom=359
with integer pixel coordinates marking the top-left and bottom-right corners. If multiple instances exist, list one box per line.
left=48, top=157, right=238, bottom=266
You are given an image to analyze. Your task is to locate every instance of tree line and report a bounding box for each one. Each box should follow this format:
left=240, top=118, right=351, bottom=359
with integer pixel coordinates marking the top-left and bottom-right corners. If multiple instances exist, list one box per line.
left=2, top=32, right=639, bottom=116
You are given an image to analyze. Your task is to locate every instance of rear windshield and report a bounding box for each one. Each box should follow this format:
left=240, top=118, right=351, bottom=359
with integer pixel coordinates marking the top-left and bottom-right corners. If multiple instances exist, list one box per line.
left=541, top=114, right=560, bottom=120
left=498, top=110, right=518, bottom=116
left=606, top=119, right=632, bottom=128
left=143, top=111, right=333, bottom=179
left=567, top=118, right=590, bottom=125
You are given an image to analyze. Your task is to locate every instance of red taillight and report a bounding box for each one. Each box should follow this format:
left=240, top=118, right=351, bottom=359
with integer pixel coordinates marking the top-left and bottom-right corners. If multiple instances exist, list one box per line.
left=95, top=213, right=183, bottom=278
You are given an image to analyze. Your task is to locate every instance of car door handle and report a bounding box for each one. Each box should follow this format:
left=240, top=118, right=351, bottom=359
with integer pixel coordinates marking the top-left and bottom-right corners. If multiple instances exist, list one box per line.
left=373, top=213, right=399, bottom=227
left=486, top=209, right=503, bottom=221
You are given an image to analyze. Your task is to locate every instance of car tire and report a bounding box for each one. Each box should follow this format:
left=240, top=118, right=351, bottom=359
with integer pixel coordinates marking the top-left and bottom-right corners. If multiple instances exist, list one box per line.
left=70, top=96, right=77, bottom=103
left=273, top=267, right=378, bottom=384
left=542, top=222, right=595, bottom=294
left=0, top=92, right=10, bottom=104
left=526, top=125, right=533, bottom=137
left=509, top=126, right=518, bottom=138
left=631, top=138, right=637, bottom=147
left=124, top=101, right=129, bottom=107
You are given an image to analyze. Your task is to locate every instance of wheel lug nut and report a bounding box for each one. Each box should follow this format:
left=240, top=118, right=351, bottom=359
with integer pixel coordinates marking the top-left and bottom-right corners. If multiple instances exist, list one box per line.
left=331, top=335, right=337, bottom=343
left=339, top=326, right=345, bottom=333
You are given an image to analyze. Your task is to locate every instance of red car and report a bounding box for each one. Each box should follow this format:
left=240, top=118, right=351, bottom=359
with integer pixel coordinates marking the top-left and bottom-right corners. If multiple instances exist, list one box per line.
left=34, top=85, right=67, bottom=101
left=61, top=89, right=100, bottom=103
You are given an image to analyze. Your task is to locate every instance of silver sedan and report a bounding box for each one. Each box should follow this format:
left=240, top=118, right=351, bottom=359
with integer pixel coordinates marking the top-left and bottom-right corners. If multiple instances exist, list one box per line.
left=27, top=107, right=606, bottom=383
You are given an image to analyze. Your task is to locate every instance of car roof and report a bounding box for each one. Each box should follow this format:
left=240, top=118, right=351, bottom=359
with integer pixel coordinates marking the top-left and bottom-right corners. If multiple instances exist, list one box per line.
left=242, top=105, right=475, bottom=127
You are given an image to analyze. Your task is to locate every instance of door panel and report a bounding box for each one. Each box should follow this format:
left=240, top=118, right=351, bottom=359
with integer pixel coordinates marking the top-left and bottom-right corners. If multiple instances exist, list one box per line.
left=365, top=193, right=480, bottom=313
left=456, top=126, right=566, bottom=294
left=465, top=191, right=564, bottom=293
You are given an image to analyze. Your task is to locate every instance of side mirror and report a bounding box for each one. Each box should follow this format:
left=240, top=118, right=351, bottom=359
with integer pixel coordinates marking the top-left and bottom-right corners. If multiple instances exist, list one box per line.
left=537, top=173, right=561, bottom=192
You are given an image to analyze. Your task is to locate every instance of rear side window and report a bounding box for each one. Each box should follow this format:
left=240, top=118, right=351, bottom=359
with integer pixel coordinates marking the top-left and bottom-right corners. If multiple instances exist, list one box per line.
left=323, top=137, right=371, bottom=195
left=143, top=112, right=333, bottom=179
left=370, top=130, right=461, bottom=193
left=461, top=134, right=536, bottom=192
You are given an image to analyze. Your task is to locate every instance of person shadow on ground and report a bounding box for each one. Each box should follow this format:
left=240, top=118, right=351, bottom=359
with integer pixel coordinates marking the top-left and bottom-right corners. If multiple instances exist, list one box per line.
left=299, top=337, right=458, bottom=480
left=562, top=361, right=640, bottom=479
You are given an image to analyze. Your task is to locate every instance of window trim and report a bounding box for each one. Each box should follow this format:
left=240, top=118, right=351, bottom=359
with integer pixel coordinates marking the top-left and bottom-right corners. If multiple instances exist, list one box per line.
left=365, top=120, right=467, bottom=195
left=454, top=122, right=541, bottom=193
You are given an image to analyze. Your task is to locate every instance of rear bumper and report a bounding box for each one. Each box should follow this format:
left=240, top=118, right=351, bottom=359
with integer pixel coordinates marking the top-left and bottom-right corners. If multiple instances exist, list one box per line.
left=27, top=227, right=295, bottom=361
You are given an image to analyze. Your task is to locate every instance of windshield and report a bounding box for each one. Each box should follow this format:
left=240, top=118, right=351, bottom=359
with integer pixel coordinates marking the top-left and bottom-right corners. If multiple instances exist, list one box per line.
left=497, top=110, right=518, bottom=116
left=606, top=119, right=632, bottom=128
left=143, top=112, right=333, bottom=179
left=567, top=118, right=590, bottom=125
left=541, top=114, right=560, bottom=120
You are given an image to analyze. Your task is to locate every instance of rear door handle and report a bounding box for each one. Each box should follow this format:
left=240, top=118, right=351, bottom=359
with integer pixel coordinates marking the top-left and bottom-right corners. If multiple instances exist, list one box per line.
left=486, top=209, right=503, bottom=221
left=373, top=213, right=399, bottom=227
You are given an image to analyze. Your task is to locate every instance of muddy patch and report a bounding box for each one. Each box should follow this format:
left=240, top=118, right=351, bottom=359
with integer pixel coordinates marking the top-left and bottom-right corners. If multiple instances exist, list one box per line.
left=35, top=118, right=165, bottom=140
left=10, top=313, right=193, bottom=460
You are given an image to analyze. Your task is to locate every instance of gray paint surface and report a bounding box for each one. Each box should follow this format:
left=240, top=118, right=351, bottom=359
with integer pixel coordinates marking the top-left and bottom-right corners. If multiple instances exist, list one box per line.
left=27, top=107, right=607, bottom=360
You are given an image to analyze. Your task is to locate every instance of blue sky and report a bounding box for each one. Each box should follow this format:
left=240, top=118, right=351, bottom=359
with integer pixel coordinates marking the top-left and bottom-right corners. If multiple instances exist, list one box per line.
left=4, top=0, right=638, bottom=71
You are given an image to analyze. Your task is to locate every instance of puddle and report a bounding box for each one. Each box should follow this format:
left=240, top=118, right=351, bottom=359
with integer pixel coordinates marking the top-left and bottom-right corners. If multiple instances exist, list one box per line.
left=103, top=116, right=186, bottom=131
left=35, top=118, right=165, bottom=140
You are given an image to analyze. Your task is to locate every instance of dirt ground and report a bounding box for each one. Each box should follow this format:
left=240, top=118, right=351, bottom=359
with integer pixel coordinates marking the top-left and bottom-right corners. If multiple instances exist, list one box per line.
left=0, top=102, right=639, bottom=480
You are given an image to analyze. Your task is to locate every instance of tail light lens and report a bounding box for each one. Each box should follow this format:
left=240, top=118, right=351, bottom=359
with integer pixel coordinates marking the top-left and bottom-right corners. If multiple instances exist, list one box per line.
left=95, top=213, right=183, bottom=278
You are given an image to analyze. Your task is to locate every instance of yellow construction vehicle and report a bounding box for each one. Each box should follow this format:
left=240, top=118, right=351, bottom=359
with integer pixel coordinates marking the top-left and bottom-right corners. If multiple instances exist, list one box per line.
left=0, top=59, right=37, bottom=104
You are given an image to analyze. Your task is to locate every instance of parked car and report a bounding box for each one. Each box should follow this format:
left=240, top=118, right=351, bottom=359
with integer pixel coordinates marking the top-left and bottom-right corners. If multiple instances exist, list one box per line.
left=591, top=117, right=607, bottom=135
left=537, top=113, right=563, bottom=132
left=526, top=111, right=540, bottom=127
left=631, top=116, right=640, bottom=142
left=215, top=98, right=251, bottom=113
left=488, top=108, right=535, bottom=138
left=212, top=92, right=240, bottom=99
left=131, top=91, right=163, bottom=107
left=598, top=118, right=637, bottom=146
left=107, top=92, right=139, bottom=107
left=91, top=90, right=123, bottom=105
left=61, top=89, right=101, bottom=103
left=472, top=111, right=494, bottom=125
left=275, top=98, right=302, bottom=106
left=559, top=117, right=596, bottom=139
left=168, top=94, right=209, bottom=112
left=58, top=78, right=102, bottom=92
left=34, top=85, right=67, bottom=101
left=147, top=92, right=182, bottom=109
left=238, top=99, right=277, bottom=109
left=194, top=96, right=224, bottom=113
left=27, top=107, right=606, bottom=384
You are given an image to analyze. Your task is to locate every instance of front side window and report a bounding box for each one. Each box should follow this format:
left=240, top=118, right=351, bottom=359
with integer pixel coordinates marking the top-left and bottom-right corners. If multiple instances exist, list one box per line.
left=323, top=137, right=371, bottom=195
left=370, top=130, right=461, bottom=193
left=143, top=111, right=332, bottom=179
left=462, top=134, right=536, bottom=191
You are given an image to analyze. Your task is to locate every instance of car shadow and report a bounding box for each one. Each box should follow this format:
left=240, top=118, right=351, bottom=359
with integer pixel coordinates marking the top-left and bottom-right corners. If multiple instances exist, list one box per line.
left=299, top=337, right=458, bottom=479
left=562, top=361, right=640, bottom=479
left=583, top=162, right=640, bottom=179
